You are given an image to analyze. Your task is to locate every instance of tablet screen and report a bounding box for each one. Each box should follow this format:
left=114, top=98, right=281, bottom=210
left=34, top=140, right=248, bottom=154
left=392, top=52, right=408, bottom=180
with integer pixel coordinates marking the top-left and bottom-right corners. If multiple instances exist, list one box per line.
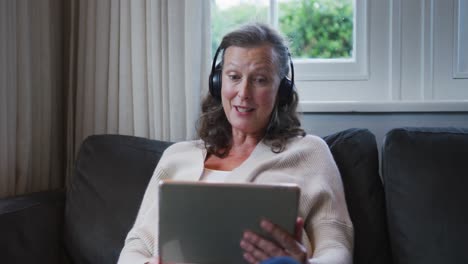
left=158, top=180, right=300, bottom=264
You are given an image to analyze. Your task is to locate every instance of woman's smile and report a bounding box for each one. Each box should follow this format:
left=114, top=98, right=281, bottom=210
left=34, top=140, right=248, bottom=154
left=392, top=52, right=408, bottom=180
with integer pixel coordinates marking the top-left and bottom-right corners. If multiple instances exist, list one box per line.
left=234, top=105, right=255, bottom=113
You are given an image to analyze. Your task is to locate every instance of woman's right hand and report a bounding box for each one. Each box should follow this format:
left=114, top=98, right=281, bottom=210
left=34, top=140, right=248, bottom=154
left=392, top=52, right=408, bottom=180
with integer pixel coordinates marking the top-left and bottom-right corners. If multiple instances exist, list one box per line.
left=240, top=217, right=307, bottom=264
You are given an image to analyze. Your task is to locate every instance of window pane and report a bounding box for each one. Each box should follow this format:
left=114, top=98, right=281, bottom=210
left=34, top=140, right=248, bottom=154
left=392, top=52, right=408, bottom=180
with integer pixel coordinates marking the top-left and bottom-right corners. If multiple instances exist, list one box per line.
left=279, top=0, right=354, bottom=59
left=211, top=0, right=269, bottom=55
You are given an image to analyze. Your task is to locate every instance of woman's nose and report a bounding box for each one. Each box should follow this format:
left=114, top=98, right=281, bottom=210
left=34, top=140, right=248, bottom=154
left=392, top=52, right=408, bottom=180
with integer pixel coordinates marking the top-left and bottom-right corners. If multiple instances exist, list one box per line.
left=237, top=79, right=251, bottom=100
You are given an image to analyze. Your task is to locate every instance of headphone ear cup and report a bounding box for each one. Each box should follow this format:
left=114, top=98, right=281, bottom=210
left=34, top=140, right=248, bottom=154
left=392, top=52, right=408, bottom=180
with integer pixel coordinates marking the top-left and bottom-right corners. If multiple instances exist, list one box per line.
left=209, top=64, right=222, bottom=100
left=278, top=77, right=293, bottom=106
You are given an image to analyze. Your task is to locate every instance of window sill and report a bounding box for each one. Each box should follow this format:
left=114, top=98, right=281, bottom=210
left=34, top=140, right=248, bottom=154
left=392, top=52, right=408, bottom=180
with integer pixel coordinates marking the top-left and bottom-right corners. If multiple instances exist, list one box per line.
left=299, top=101, right=468, bottom=113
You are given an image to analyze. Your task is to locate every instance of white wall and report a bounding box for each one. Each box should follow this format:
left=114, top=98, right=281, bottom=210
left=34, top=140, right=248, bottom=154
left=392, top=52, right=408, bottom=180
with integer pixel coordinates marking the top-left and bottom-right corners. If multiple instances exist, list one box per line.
left=301, top=112, right=468, bottom=156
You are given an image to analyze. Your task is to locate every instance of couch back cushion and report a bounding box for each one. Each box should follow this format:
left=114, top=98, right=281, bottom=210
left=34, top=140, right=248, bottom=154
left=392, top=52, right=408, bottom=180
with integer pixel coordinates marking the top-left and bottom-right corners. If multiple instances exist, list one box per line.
left=324, top=128, right=392, bottom=264
left=64, top=135, right=173, bottom=264
left=383, top=127, right=468, bottom=264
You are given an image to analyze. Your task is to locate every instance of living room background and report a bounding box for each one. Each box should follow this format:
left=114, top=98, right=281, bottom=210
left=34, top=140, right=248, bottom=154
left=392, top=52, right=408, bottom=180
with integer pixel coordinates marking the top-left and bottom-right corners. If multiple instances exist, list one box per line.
left=0, top=0, right=467, bottom=199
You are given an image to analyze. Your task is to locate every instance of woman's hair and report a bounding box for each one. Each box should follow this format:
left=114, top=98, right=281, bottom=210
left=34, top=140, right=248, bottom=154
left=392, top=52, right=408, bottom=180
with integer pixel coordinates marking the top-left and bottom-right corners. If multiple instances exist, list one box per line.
left=197, top=23, right=305, bottom=157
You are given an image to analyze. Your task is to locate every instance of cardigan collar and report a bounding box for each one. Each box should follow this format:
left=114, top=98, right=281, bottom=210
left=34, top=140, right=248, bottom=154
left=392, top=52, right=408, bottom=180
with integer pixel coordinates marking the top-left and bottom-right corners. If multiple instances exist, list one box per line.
left=173, top=139, right=277, bottom=183
left=227, top=139, right=275, bottom=183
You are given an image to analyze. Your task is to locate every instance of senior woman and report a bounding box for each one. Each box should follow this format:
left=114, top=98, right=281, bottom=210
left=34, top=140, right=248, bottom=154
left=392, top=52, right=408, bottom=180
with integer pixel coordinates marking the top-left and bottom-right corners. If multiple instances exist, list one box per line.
left=118, top=23, right=353, bottom=264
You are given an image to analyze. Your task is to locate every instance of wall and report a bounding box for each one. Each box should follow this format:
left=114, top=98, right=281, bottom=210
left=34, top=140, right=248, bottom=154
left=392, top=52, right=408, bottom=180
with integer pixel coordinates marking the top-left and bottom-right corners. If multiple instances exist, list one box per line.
left=301, top=112, right=468, bottom=159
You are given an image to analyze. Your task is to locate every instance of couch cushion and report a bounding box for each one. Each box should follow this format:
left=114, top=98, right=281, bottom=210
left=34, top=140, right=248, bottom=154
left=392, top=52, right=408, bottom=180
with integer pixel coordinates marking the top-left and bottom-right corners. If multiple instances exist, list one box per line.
left=0, top=190, right=65, bottom=263
left=324, top=128, right=392, bottom=264
left=383, top=127, right=468, bottom=264
left=64, top=135, right=173, bottom=264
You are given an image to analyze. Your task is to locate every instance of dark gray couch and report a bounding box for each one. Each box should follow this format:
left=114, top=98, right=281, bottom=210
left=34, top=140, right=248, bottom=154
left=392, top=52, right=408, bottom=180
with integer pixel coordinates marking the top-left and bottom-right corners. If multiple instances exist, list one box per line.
left=1, top=127, right=467, bottom=264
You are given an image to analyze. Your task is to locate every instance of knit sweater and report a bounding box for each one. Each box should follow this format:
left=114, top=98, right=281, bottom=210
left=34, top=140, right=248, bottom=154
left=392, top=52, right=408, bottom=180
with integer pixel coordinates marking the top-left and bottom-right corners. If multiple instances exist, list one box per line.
left=118, top=135, right=353, bottom=264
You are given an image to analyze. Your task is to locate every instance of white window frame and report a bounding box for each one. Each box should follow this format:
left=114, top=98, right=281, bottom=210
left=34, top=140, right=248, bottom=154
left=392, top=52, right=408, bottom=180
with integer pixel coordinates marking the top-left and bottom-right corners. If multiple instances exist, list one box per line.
left=453, top=0, right=468, bottom=79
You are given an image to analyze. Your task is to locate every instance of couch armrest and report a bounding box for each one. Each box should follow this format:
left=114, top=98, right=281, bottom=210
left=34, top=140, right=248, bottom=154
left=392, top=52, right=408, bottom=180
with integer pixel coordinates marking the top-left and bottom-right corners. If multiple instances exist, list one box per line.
left=0, top=189, right=66, bottom=263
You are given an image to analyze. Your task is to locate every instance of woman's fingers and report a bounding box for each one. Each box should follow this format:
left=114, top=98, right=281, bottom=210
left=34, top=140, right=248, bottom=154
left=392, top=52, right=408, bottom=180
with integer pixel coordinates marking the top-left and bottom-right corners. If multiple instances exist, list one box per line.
left=260, top=220, right=302, bottom=255
left=243, top=252, right=258, bottom=264
left=260, top=219, right=308, bottom=264
left=240, top=219, right=307, bottom=264
left=241, top=233, right=270, bottom=263
left=241, top=231, right=286, bottom=258
left=294, top=217, right=304, bottom=242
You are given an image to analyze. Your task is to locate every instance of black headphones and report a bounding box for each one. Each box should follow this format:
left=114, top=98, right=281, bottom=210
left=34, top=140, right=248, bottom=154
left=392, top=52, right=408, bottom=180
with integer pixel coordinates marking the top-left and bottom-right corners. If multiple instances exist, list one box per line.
left=208, top=45, right=295, bottom=106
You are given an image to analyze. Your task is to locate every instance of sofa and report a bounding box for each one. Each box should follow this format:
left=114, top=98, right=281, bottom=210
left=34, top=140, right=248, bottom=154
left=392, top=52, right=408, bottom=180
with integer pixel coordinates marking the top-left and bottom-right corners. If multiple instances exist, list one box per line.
left=0, top=127, right=467, bottom=264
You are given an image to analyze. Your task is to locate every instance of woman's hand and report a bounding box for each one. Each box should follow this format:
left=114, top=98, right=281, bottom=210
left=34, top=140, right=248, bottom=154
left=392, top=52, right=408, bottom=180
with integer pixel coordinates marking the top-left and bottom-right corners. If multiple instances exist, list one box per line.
left=240, top=217, right=307, bottom=264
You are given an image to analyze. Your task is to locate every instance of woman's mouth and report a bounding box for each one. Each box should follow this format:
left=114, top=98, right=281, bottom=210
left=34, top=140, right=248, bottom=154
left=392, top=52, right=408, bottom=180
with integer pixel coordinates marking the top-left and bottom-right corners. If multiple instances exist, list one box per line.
left=235, top=106, right=254, bottom=113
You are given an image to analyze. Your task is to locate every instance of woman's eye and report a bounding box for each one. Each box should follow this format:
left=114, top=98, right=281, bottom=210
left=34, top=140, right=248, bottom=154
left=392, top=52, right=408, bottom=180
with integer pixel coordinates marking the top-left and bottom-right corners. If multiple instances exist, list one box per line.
left=228, top=75, right=240, bottom=81
left=254, top=77, right=267, bottom=84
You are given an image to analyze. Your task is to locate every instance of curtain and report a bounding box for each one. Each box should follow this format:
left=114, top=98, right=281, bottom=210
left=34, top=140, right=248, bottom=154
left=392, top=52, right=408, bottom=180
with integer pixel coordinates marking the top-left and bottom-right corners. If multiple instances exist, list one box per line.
left=65, top=0, right=210, bottom=181
left=0, top=0, right=210, bottom=197
left=0, top=0, right=64, bottom=198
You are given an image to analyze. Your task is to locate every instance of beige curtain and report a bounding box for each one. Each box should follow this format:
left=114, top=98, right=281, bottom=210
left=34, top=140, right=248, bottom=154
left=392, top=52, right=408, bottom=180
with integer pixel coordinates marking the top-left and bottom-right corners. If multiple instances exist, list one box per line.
left=0, top=0, right=64, bottom=198
left=65, top=0, right=211, bottom=181
left=0, top=0, right=210, bottom=197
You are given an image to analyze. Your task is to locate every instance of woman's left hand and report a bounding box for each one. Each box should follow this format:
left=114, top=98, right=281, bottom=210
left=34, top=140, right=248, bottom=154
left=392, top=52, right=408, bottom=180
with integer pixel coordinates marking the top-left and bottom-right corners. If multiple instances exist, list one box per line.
left=240, top=217, right=308, bottom=264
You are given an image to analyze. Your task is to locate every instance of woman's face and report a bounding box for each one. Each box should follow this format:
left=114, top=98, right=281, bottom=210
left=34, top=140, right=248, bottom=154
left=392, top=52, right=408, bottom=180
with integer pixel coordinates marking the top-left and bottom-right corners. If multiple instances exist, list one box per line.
left=221, top=45, right=281, bottom=137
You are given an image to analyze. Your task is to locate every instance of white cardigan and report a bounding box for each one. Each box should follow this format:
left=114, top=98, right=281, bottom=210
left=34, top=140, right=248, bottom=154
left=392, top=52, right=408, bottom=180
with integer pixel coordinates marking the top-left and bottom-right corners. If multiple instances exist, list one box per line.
left=118, top=135, right=353, bottom=264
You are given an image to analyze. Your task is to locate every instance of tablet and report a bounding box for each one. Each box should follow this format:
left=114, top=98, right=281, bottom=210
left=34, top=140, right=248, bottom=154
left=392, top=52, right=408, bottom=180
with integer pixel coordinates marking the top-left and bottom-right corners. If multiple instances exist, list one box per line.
left=158, top=180, right=300, bottom=264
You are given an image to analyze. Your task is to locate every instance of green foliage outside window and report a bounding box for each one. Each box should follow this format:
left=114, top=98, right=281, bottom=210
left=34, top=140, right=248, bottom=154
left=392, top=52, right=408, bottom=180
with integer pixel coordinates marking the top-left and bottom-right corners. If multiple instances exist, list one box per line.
left=211, top=0, right=353, bottom=59
left=211, top=3, right=268, bottom=54
left=279, top=0, right=353, bottom=58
